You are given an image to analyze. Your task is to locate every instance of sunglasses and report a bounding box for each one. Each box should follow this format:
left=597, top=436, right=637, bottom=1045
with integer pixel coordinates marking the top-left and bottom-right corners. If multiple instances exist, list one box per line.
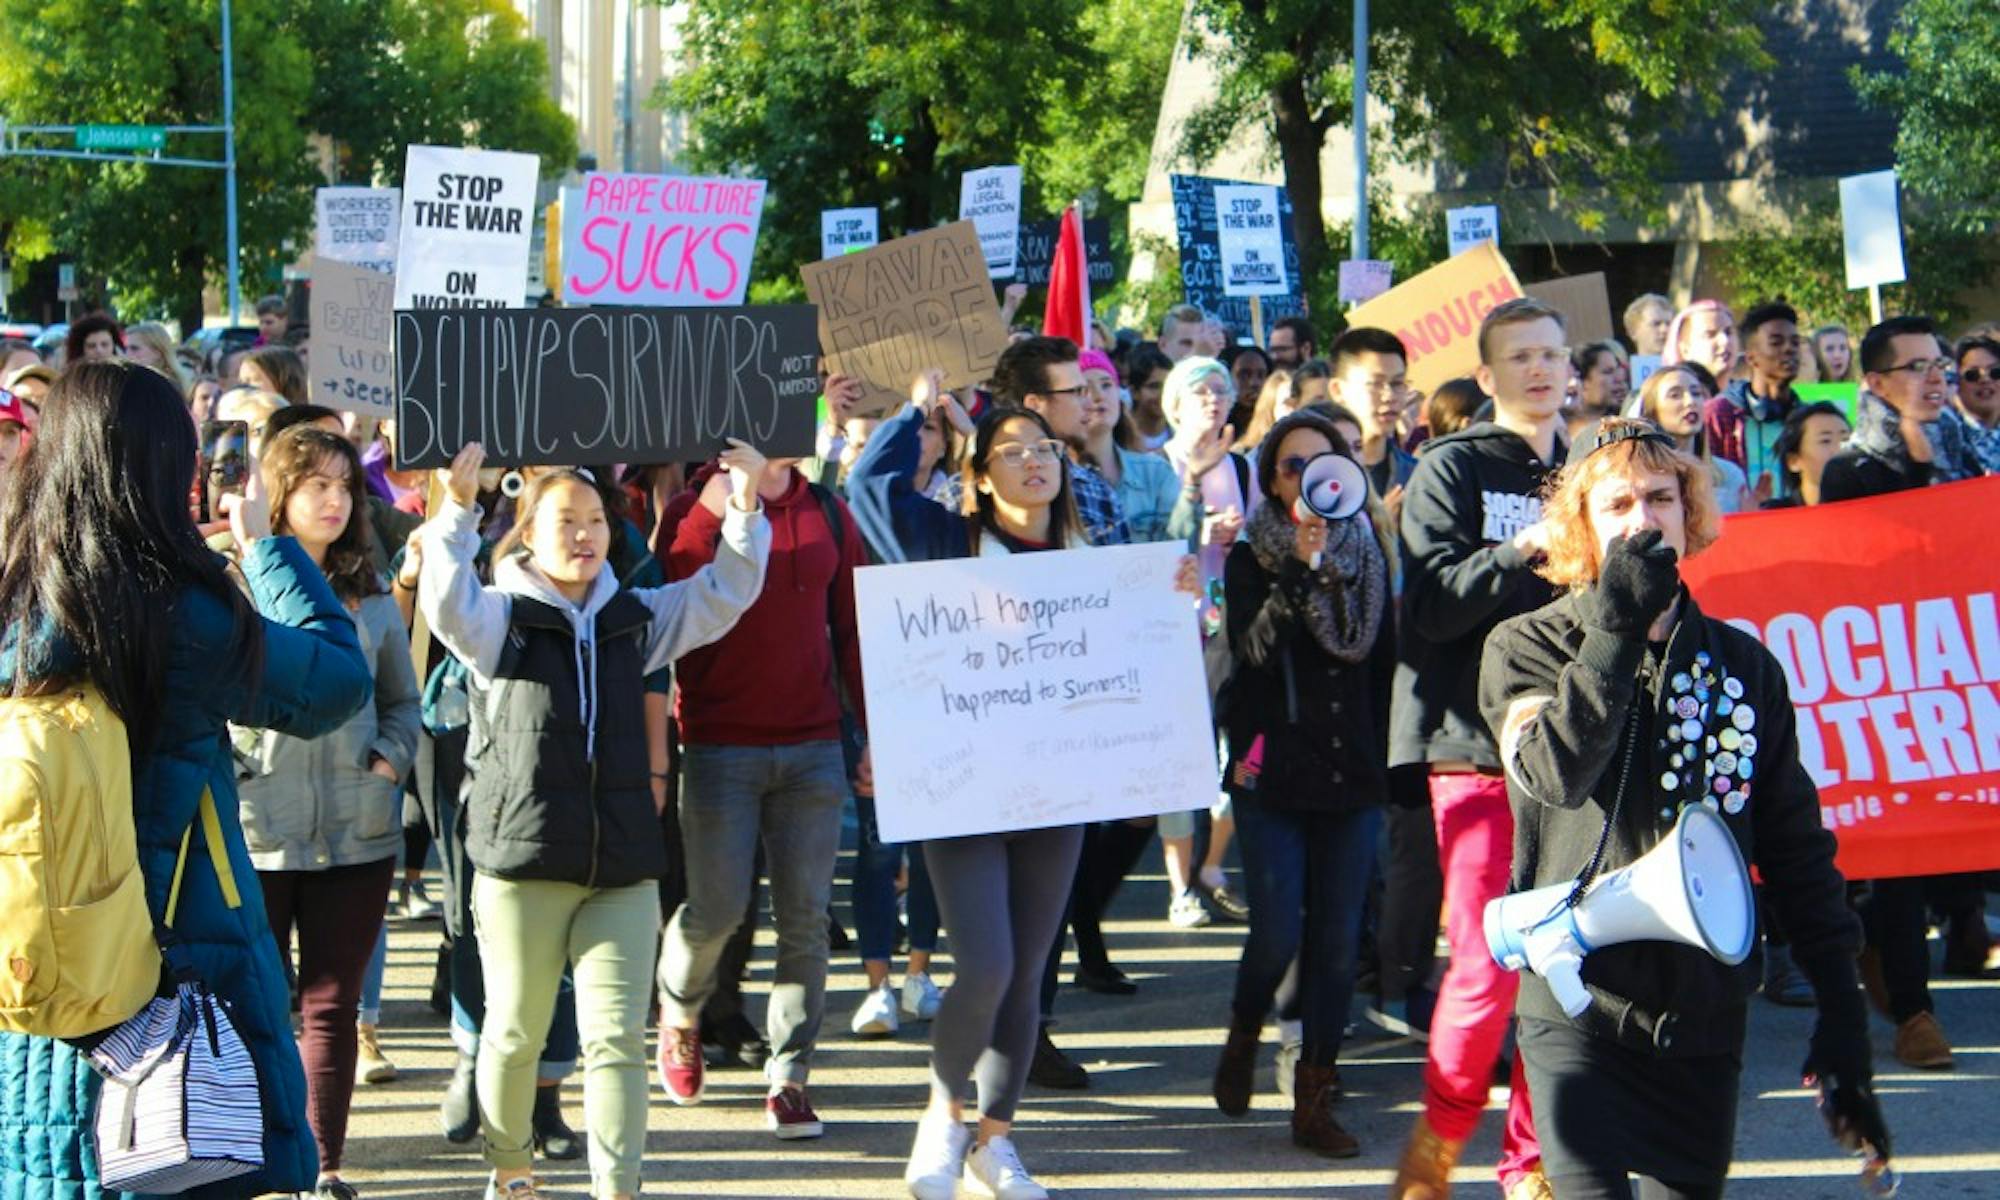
left=1960, top=366, right=1999, bottom=384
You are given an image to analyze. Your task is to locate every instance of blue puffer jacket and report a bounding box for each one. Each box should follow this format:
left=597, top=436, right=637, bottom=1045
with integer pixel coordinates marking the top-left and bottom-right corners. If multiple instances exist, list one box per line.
left=0, top=536, right=372, bottom=1200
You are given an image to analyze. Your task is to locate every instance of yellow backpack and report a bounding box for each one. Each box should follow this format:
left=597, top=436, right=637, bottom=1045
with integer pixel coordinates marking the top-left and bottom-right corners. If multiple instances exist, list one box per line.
left=0, top=686, right=160, bottom=1037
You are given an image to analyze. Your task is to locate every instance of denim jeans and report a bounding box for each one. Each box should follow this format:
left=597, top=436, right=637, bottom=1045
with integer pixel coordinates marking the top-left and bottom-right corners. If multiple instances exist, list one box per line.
left=658, top=740, right=847, bottom=1086
left=852, top=793, right=939, bottom=963
left=1228, top=800, right=1379, bottom=1068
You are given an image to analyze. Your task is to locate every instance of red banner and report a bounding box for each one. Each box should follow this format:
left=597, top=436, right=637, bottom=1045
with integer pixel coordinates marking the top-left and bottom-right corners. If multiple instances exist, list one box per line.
left=1680, top=476, right=2000, bottom=879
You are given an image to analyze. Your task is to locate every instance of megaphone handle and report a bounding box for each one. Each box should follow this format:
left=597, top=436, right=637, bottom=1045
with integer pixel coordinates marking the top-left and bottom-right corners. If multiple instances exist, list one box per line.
left=1309, top=550, right=1322, bottom=570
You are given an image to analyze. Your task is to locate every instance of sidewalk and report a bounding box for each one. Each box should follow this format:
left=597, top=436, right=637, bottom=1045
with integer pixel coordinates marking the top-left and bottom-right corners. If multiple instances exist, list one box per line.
left=341, top=872, right=1998, bottom=1198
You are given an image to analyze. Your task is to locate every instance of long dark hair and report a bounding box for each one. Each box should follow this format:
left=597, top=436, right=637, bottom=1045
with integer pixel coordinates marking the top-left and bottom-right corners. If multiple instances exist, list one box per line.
left=0, top=360, right=261, bottom=750
left=963, top=407, right=1084, bottom=553
left=263, top=426, right=381, bottom=604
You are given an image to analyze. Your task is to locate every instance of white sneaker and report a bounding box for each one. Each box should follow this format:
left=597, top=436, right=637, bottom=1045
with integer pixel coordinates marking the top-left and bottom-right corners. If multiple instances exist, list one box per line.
left=901, top=973, right=944, bottom=1022
left=1168, top=889, right=1212, bottom=929
left=851, top=982, right=901, bottom=1038
left=904, top=1111, right=971, bottom=1200
left=964, top=1136, right=1049, bottom=1200
left=1275, top=1038, right=1301, bottom=1101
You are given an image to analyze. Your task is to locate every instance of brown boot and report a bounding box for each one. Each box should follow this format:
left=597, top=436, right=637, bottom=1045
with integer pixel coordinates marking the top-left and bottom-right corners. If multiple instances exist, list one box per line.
left=1290, top=1061, right=1358, bottom=1157
left=1893, top=1010, right=1955, bottom=1069
left=1212, top=1014, right=1261, bottom=1116
left=1390, top=1113, right=1464, bottom=1199
left=1505, top=1166, right=1556, bottom=1200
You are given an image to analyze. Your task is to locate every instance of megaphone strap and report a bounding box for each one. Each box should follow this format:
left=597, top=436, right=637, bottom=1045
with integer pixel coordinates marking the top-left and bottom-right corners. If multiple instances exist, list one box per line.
left=1563, top=693, right=1644, bottom=911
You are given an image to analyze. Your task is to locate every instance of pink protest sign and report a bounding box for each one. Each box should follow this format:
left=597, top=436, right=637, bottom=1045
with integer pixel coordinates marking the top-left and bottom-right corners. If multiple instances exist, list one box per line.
left=560, top=172, right=766, bottom=307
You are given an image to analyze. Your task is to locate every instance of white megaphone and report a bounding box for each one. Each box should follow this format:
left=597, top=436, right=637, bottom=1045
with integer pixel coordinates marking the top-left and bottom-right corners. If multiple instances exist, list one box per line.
left=1293, top=452, right=1370, bottom=569
left=1484, top=804, right=1755, bottom=1018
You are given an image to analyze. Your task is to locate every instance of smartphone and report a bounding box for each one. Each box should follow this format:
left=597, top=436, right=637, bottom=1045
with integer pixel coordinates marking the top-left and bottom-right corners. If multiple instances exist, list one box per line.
left=199, top=419, right=250, bottom=525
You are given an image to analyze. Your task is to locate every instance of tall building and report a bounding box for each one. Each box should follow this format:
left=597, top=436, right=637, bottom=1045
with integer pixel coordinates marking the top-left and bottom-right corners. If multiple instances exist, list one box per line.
left=512, top=0, right=688, bottom=176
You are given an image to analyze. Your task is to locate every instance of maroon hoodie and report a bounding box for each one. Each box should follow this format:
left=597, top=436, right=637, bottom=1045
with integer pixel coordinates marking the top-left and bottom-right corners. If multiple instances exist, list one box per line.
left=666, top=468, right=867, bottom=745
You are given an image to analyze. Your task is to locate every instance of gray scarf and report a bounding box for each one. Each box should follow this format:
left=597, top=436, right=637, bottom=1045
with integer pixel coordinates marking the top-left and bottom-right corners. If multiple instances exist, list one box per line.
left=1850, top=389, right=1983, bottom=483
left=1245, top=501, right=1386, bottom=664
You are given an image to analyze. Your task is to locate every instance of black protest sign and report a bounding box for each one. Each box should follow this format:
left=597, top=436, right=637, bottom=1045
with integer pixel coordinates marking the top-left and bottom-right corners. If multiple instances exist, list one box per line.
left=1013, top=218, right=1115, bottom=288
left=1168, top=173, right=1306, bottom=331
left=393, top=305, right=821, bottom=469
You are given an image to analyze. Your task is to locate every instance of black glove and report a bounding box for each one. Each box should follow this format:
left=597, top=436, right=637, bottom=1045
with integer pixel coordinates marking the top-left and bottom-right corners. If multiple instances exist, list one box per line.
left=1577, top=530, right=1680, bottom=637
left=1803, top=1003, right=1891, bottom=1164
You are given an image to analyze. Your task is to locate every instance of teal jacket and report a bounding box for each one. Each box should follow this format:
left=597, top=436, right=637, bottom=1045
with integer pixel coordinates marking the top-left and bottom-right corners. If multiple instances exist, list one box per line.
left=0, top=536, right=372, bottom=1200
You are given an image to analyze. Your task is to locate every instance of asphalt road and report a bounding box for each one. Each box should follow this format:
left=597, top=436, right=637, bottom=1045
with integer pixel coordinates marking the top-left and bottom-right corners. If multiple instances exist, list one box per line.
left=340, top=865, right=1997, bottom=1198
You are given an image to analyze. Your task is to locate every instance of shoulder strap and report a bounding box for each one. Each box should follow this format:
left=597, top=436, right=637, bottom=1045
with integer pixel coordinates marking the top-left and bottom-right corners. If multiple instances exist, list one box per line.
left=1231, top=452, right=1251, bottom=505
left=166, top=787, right=240, bottom=927
left=807, top=482, right=847, bottom=559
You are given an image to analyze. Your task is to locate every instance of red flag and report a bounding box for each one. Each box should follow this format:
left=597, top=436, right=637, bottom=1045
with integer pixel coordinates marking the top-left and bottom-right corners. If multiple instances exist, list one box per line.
left=1041, top=203, right=1092, bottom=347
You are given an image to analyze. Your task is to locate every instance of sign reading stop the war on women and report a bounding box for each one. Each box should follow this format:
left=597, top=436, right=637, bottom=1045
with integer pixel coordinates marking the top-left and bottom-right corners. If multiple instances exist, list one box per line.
left=821, top=207, right=880, bottom=259
left=394, top=145, right=539, bottom=311
left=854, top=542, right=1219, bottom=843
left=561, top=172, right=766, bottom=307
left=1214, top=184, right=1289, bottom=297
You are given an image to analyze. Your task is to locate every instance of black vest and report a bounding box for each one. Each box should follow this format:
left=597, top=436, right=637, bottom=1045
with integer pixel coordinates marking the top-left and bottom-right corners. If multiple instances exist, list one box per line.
left=462, top=591, right=665, bottom=888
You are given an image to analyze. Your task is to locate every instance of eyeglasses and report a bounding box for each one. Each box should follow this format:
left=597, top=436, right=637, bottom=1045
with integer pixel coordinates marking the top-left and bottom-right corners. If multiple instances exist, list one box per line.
left=1040, top=385, right=1089, bottom=400
left=1961, top=367, right=1999, bottom=384
left=990, top=439, right=1065, bottom=468
left=1882, top=357, right=1953, bottom=377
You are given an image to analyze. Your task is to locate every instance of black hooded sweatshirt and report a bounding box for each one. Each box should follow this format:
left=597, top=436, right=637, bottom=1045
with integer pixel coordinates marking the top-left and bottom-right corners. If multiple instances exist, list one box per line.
left=1390, top=422, right=1563, bottom=769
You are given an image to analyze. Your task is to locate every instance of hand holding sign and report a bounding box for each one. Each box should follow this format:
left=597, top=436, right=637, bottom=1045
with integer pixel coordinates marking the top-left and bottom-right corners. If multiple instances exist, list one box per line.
left=718, top=438, right=769, bottom=513
left=441, top=442, right=485, bottom=507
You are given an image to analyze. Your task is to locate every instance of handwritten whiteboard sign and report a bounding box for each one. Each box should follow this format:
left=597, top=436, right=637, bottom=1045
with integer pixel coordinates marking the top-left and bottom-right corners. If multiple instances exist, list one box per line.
left=310, top=256, right=396, bottom=417
left=855, top=542, right=1217, bottom=842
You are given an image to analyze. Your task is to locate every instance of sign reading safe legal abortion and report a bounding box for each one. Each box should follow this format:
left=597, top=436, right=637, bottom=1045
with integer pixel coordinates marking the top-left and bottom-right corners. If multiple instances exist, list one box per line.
left=562, top=172, right=765, bottom=306
left=855, top=543, right=1218, bottom=843
left=392, top=305, right=821, bottom=469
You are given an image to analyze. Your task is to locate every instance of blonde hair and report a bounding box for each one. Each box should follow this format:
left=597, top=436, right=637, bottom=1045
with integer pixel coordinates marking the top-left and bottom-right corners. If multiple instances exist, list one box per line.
left=125, top=322, right=189, bottom=394
left=1537, top=418, right=1720, bottom=590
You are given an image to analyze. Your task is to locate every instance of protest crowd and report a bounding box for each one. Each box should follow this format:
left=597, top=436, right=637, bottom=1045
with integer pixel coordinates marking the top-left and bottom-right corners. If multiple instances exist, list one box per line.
left=1, top=167, right=1998, bottom=1200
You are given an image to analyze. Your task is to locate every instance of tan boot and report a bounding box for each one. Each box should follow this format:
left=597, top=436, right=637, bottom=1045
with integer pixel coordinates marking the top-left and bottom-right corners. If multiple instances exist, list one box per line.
left=356, top=1022, right=397, bottom=1084
left=1390, top=1114, right=1463, bottom=1199
left=1893, top=1011, right=1954, bottom=1069
left=1506, top=1166, right=1556, bottom=1200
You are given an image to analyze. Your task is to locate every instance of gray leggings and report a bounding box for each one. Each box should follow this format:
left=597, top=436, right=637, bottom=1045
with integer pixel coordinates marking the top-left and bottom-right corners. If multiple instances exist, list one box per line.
left=923, top=824, right=1085, bottom=1123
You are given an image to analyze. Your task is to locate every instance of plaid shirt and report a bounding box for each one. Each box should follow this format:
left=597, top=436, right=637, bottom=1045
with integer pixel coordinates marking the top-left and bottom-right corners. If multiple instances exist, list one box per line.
left=936, top=458, right=1129, bottom=547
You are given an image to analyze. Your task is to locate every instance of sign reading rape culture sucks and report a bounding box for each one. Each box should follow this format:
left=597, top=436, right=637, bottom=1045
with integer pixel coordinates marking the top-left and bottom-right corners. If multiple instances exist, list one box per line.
left=1681, top=476, right=2000, bottom=880
left=562, top=172, right=765, bottom=306
left=1342, top=242, right=1523, bottom=395
left=855, top=543, right=1219, bottom=843
left=394, top=145, right=539, bottom=310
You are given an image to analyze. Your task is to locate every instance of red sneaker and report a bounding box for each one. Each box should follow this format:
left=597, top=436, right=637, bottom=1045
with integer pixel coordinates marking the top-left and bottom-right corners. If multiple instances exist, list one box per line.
left=657, top=1025, right=704, bottom=1105
left=765, top=1085, right=824, bottom=1140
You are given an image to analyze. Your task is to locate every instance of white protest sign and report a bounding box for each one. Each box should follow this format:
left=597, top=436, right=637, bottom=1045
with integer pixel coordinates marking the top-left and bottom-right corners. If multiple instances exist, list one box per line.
left=560, top=171, right=765, bottom=306
left=1214, top=184, right=1289, bottom=297
left=309, top=255, right=396, bottom=417
left=958, top=165, right=1023, bottom=279
left=1839, top=169, right=1906, bottom=290
left=1338, top=259, right=1393, bottom=304
left=315, top=187, right=400, bottom=272
left=1446, top=204, right=1500, bottom=258
left=394, top=145, right=540, bottom=310
left=855, top=542, right=1218, bottom=843
left=821, top=207, right=880, bottom=259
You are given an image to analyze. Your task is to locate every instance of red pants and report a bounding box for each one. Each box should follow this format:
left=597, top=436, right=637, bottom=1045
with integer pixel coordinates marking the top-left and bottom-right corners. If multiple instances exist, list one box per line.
left=1421, top=772, right=1540, bottom=1190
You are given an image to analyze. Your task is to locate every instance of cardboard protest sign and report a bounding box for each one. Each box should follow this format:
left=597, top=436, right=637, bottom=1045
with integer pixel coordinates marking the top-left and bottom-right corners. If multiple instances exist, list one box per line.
left=561, top=171, right=765, bottom=307
left=959, top=166, right=1022, bottom=279
left=821, top=207, right=879, bottom=259
left=799, top=221, right=1008, bottom=414
left=1214, top=184, right=1289, bottom=297
left=1447, top=204, right=1499, bottom=258
left=310, top=256, right=396, bottom=417
left=1839, top=169, right=1906, bottom=290
left=1524, top=272, right=1614, bottom=347
left=315, top=187, right=400, bottom=272
left=1168, top=173, right=1305, bottom=335
left=392, top=305, right=820, bottom=469
left=1344, top=243, right=1523, bottom=395
left=855, top=542, right=1218, bottom=843
left=1681, top=476, right=2000, bottom=879
left=1014, top=217, right=1114, bottom=288
left=1338, top=259, right=1392, bottom=304
left=394, top=145, right=539, bottom=310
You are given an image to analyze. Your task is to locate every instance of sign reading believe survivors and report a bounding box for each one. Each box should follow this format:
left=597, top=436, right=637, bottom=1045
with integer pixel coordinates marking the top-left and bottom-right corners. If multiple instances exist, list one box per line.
left=392, top=305, right=821, bottom=469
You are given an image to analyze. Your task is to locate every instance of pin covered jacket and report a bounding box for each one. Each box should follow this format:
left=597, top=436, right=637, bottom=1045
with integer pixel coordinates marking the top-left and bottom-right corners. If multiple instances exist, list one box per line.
left=1479, top=591, right=1861, bottom=1053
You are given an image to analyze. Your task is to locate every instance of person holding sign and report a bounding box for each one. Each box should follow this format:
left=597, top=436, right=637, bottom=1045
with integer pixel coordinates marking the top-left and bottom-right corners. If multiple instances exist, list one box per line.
left=1478, top=419, right=1890, bottom=1198
left=1208, top=410, right=1396, bottom=1158
left=848, top=370, right=1198, bottom=1200
left=416, top=440, right=772, bottom=1200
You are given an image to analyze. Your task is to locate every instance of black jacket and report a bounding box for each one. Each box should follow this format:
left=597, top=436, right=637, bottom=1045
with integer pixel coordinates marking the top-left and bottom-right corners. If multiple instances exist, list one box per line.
left=1480, top=592, right=1862, bottom=1054
left=1820, top=449, right=1933, bottom=502
left=1391, top=423, right=1563, bottom=768
left=1220, top=538, right=1395, bottom=810
left=463, top=592, right=666, bottom=888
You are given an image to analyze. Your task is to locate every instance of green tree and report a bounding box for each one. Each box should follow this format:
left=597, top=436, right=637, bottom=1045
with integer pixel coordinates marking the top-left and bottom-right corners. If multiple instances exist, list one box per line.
left=1181, top=0, right=1770, bottom=305
left=658, top=0, right=1177, bottom=293
left=1854, top=0, right=2000, bottom=236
